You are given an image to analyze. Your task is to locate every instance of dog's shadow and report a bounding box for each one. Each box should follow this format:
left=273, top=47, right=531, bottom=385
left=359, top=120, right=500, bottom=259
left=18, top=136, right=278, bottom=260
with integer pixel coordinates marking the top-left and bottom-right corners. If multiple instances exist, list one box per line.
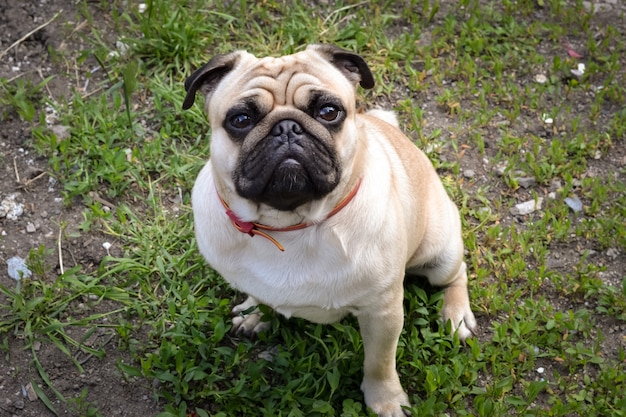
left=250, top=275, right=451, bottom=345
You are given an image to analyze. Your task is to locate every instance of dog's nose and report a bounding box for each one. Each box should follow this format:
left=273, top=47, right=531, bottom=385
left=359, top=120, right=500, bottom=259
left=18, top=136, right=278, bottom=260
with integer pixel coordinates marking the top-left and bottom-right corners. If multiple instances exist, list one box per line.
left=271, top=120, right=303, bottom=142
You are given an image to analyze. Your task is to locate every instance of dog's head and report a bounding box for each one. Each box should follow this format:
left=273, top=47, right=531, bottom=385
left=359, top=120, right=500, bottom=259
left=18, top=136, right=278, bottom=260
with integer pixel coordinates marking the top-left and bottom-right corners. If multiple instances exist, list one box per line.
left=183, top=44, right=374, bottom=211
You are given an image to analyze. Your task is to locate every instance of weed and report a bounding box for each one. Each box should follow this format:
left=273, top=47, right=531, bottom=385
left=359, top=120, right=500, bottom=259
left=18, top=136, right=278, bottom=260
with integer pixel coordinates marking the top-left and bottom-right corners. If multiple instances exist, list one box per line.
left=0, top=76, right=52, bottom=122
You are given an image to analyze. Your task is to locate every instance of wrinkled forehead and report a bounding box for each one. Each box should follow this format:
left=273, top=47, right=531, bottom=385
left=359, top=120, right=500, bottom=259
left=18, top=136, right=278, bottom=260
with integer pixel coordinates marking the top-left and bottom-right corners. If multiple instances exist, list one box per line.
left=215, top=51, right=351, bottom=110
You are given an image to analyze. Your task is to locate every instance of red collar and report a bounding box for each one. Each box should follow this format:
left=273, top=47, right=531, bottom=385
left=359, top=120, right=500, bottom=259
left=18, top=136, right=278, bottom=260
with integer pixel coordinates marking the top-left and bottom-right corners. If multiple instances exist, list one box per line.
left=217, top=179, right=362, bottom=252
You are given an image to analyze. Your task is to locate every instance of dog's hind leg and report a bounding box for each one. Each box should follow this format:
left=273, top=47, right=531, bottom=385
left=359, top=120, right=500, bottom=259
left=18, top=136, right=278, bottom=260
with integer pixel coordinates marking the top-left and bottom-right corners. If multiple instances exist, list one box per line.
left=412, top=257, right=477, bottom=340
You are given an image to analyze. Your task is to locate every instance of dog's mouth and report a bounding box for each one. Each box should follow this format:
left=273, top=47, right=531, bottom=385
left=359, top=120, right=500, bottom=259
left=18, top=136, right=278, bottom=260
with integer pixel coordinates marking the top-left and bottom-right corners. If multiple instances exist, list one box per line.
left=233, top=118, right=341, bottom=211
left=264, top=158, right=314, bottom=211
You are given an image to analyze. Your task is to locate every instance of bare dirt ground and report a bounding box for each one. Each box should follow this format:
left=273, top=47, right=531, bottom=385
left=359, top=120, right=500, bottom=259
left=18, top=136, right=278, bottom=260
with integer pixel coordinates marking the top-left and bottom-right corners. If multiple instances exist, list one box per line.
left=0, top=1, right=625, bottom=417
left=1, top=1, right=158, bottom=416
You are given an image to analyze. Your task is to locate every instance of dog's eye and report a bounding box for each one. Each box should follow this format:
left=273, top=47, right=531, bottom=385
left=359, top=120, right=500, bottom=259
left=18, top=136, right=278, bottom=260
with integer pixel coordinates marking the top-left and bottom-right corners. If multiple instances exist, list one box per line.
left=230, top=114, right=253, bottom=130
left=318, top=105, right=340, bottom=122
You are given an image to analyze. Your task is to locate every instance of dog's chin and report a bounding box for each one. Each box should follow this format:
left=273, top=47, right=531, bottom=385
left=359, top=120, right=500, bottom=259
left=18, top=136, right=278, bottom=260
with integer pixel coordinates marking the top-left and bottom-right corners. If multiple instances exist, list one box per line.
left=236, top=158, right=339, bottom=211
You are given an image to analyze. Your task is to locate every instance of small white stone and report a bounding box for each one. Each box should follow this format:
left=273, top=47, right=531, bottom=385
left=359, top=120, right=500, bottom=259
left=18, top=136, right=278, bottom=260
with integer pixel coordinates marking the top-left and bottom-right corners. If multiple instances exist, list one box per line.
left=0, top=193, right=24, bottom=220
left=535, top=74, right=548, bottom=84
left=510, top=198, right=544, bottom=216
left=115, top=41, right=130, bottom=55
left=537, top=367, right=545, bottom=374
left=570, top=68, right=584, bottom=78
left=564, top=196, right=583, bottom=213
left=541, top=113, right=553, bottom=124
left=7, top=256, right=32, bottom=281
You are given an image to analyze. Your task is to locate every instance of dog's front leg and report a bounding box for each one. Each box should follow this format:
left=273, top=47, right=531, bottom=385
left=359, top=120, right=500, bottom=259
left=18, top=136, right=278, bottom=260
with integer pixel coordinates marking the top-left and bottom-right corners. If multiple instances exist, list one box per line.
left=358, top=289, right=410, bottom=417
left=231, top=295, right=271, bottom=336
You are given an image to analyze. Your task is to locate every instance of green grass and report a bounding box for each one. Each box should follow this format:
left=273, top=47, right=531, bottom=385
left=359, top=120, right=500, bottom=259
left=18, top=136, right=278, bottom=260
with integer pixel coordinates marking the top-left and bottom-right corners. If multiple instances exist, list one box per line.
left=1, top=0, right=625, bottom=416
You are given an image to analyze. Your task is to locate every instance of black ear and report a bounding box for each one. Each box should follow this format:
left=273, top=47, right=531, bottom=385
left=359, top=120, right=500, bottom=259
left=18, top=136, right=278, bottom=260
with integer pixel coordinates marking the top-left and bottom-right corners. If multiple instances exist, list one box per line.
left=182, top=52, right=241, bottom=110
left=308, top=44, right=375, bottom=90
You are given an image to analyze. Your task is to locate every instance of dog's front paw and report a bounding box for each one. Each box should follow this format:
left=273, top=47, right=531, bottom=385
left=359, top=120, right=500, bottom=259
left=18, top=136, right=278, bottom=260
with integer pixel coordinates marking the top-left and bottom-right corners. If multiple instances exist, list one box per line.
left=362, top=378, right=411, bottom=417
left=231, top=296, right=271, bottom=337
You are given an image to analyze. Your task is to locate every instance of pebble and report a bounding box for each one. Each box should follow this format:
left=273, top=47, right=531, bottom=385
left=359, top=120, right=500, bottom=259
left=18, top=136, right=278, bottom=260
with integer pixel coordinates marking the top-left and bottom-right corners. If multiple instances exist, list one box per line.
left=537, top=367, right=545, bottom=374
left=26, top=223, right=36, bottom=233
left=550, top=179, right=562, bottom=191
left=516, top=177, right=536, bottom=188
left=493, top=162, right=508, bottom=177
left=606, top=248, right=620, bottom=260
left=510, top=197, right=544, bottom=216
left=564, top=196, right=583, bottom=213
left=463, top=169, right=476, bottom=179
left=0, top=194, right=24, bottom=220
left=7, top=256, right=32, bottom=281
left=45, top=105, right=59, bottom=125
left=115, top=40, right=130, bottom=55
left=570, top=63, right=586, bottom=80
left=24, top=382, right=38, bottom=401
left=535, top=74, right=548, bottom=84
left=48, top=177, right=58, bottom=193
left=541, top=114, right=554, bottom=125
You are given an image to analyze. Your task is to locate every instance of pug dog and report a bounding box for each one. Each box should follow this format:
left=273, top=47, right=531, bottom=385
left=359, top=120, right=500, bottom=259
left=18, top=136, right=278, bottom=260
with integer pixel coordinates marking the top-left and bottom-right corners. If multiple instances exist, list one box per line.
left=183, top=44, right=477, bottom=417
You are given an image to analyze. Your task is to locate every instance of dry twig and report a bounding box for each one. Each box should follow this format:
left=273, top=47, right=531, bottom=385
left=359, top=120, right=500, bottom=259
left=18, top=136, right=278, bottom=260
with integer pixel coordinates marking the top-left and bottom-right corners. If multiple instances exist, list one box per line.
left=13, top=157, right=21, bottom=183
left=58, top=224, right=65, bottom=275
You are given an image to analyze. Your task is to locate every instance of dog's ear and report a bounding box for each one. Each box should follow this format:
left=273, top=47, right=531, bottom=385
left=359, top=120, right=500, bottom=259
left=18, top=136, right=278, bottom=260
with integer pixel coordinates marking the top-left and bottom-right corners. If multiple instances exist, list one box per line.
left=308, top=44, right=375, bottom=90
left=182, top=52, right=241, bottom=110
